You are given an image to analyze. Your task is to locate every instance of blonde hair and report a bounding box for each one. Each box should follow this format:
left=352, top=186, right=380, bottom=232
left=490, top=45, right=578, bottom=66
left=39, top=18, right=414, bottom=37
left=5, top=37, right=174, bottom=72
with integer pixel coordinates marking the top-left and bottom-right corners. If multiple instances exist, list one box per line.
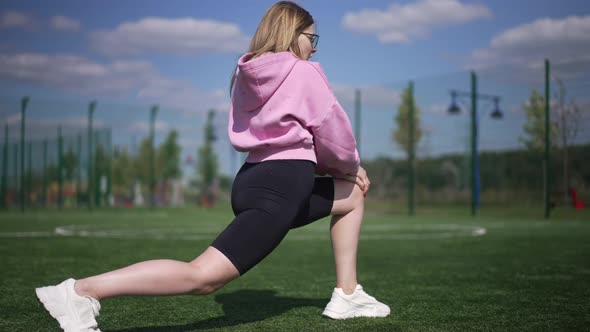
left=230, top=1, right=314, bottom=92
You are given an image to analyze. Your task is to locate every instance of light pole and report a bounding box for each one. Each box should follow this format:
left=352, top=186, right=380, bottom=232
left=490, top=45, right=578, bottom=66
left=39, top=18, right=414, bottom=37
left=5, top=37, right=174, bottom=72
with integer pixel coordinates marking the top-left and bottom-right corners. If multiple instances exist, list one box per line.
left=408, top=81, right=415, bottom=216
left=448, top=71, right=503, bottom=216
left=20, top=96, right=29, bottom=212
left=150, top=104, right=159, bottom=208
left=354, top=89, right=361, bottom=156
left=87, top=100, right=96, bottom=211
left=544, top=59, right=551, bottom=219
left=1, top=125, right=8, bottom=209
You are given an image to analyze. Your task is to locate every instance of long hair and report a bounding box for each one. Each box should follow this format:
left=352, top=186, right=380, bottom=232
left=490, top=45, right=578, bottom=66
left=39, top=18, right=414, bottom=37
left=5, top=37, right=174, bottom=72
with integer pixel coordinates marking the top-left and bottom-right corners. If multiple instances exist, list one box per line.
left=230, top=1, right=314, bottom=93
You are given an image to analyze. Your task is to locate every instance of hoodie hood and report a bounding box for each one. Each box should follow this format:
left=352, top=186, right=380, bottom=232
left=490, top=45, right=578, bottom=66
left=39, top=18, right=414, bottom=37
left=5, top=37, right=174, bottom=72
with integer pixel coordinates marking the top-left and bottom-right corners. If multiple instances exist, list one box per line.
left=232, top=52, right=299, bottom=112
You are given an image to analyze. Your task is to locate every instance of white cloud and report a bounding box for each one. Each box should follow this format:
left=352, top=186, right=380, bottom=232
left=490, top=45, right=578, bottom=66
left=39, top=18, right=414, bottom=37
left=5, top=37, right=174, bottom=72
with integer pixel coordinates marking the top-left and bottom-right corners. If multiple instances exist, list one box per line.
left=4, top=113, right=105, bottom=128
left=0, top=51, right=229, bottom=114
left=342, top=0, right=491, bottom=43
left=91, top=17, right=250, bottom=56
left=466, top=15, right=590, bottom=72
left=0, top=52, right=157, bottom=95
left=0, top=11, right=80, bottom=31
left=333, top=84, right=400, bottom=108
left=178, top=137, right=200, bottom=149
left=4, top=112, right=21, bottom=125
left=50, top=15, right=81, bottom=31
left=0, top=11, right=35, bottom=30
left=55, top=116, right=105, bottom=128
left=138, top=78, right=229, bottom=115
left=508, top=103, right=524, bottom=114
left=175, top=124, right=200, bottom=134
left=128, top=119, right=169, bottom=134
left=1, top=112, right=107, bottom=140
left=427, top=103, right=448, bottom=115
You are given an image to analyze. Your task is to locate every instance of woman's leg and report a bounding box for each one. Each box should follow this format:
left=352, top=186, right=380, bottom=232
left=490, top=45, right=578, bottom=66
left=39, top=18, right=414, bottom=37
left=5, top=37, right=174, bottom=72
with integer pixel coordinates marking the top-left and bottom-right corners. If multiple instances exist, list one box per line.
left=322, top=179, right=390, bottom=319
left=329, top=179, right=365, bottom=295
left=74, top=160, right=317, bottom=301
left=75, top=246, right=240, bottom=300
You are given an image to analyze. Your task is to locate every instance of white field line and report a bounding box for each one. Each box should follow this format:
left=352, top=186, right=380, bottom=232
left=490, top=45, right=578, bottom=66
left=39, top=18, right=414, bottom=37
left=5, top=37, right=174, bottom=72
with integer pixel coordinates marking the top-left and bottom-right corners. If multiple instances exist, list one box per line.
left=0, top=224, right=487, bottom=241
left=28, top=211, right=172, bottom=220
left=4, top=219, right=587, bottom=240
left=0, top=231, right=55, bottom=237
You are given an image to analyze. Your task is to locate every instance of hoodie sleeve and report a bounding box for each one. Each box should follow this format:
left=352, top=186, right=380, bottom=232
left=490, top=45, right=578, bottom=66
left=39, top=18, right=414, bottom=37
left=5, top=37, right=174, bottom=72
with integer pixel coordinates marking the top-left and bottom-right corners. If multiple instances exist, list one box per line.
left=299, top=63, right=360, bottom=177
left=312, top=100, right=360, bottom=177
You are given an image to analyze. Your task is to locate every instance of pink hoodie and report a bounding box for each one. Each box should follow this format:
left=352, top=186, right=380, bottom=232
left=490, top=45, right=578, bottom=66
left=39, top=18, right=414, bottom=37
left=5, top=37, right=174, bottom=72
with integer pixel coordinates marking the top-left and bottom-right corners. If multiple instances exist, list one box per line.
left=229, top=52, right=360, bottom=177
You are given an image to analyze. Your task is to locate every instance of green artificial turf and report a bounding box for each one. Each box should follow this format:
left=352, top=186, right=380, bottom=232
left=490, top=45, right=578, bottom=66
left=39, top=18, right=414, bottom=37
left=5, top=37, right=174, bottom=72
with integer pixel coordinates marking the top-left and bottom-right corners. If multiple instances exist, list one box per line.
left=0, top=205, right=589, bottom=331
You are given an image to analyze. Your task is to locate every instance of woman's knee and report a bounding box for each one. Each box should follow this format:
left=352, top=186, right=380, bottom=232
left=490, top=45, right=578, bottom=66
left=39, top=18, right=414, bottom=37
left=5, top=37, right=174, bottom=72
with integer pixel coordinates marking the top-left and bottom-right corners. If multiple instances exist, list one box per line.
left=191, top=278, right=224, bottom=295
left=188, top=247, right=240, bottom=295
left=348, top=182, right=365, bottom=208
left=187, top=265, right=231, bottom=295
left=331, top=179, right=365, bottom=216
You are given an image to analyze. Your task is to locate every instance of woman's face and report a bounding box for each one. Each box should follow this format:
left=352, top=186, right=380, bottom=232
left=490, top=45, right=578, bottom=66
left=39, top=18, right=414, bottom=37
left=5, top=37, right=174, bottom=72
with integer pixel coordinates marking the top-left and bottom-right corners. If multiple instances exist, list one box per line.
left=297, top=24, right=317, bottom=60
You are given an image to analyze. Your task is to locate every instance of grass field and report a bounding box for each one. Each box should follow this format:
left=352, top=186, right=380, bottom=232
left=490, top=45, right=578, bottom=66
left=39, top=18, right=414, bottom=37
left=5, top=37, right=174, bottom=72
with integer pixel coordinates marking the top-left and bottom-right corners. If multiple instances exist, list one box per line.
left=1, top=204, right=589, bottom=331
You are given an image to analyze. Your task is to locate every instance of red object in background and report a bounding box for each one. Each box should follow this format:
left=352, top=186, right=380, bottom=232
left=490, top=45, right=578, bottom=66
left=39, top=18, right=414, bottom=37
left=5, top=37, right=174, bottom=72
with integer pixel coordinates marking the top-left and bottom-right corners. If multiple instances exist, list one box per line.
left=571, top=189, right=585, bottom=209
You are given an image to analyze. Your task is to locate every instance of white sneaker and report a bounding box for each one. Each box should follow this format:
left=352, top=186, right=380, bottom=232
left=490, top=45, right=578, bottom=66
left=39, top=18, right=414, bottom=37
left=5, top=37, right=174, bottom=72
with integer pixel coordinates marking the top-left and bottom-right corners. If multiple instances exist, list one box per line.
left=35, top=278, right=101, bottom=332
left=322, top=284, right=390, bottom=319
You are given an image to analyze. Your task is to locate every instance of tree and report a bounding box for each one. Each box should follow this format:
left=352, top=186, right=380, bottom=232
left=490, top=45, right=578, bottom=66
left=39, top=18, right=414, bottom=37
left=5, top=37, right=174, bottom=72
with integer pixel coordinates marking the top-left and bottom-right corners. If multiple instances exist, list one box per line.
left=393, top=84, right=422, bottom=157
left=111, top=147, right=134, bottom=195
left=196, top=110, right=218, bottom=204
left=61, top=149, right=79, bottom=181
left=553, top=79, right=581, bottom=200
left=519, top=89, right=557, bottom=153
left=95, top=145, right=109, bottom=179
left=94, top=144, right=110, bottom=204
left=520, top=88, right=558, bottom=202
left=133, top=137, right=152, bottom=186
left=46, top=163, right=58, bottom=184
left=157, top=129, right=182, bottom=181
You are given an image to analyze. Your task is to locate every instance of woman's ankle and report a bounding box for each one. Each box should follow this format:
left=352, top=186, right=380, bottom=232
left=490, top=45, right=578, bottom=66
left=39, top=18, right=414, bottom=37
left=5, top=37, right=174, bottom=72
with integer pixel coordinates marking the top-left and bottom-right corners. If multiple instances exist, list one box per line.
left=74, top=279, right=99, bottom=300
left=337, top=282, right=358, bottom=295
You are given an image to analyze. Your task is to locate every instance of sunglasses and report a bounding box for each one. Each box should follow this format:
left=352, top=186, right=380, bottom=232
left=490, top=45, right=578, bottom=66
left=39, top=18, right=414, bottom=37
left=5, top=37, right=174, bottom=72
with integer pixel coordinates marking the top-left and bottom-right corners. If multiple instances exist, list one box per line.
left=301, top=33, right=319, bottom=48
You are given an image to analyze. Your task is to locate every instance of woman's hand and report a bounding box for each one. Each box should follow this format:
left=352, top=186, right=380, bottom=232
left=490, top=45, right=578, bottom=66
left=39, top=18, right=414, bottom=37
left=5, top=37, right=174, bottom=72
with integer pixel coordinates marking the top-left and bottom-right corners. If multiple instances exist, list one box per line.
left=336, top=166, right=370, bottom=196
left=355, top=166, right=370, bottom=196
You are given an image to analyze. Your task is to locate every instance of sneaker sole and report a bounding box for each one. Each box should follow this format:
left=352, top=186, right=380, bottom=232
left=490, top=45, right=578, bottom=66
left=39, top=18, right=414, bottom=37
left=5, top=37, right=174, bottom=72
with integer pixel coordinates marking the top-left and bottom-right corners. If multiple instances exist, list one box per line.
left=322, top=307, right=390, bottom=319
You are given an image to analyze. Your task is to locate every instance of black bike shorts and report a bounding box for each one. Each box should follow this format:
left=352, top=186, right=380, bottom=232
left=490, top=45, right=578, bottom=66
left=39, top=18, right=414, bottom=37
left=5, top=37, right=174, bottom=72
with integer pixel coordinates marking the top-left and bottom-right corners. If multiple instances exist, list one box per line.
left=211, top=159, right=334, bottom=275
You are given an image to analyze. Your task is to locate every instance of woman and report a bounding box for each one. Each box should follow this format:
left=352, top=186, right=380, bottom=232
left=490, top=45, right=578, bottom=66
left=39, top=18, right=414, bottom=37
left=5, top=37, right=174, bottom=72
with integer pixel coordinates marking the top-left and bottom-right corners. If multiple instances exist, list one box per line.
left=36, top=2, right=390, bottom=330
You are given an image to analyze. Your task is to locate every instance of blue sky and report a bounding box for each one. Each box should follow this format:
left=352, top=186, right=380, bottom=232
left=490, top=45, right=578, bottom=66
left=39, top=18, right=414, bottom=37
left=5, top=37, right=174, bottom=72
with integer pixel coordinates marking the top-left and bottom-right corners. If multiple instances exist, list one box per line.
left=1, top=0, right=589, bottom=177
